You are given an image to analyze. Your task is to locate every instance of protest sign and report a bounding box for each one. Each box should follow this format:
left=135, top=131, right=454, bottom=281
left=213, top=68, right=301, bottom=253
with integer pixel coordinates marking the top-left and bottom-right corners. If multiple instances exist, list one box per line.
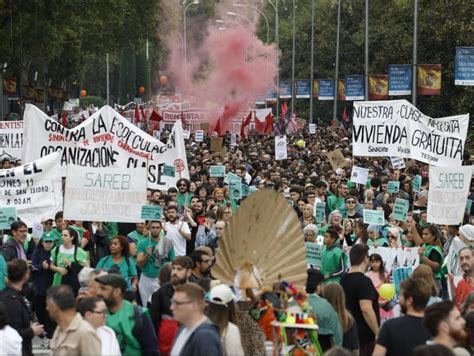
left=209, top=165, right=225, bottom=178
left=163, top=164, right=176, bottom=177
left=427, top=166, right=472, bottom=225
left=455, top=47, right=474, bottom=86
left=393, top=198, right=409, bottom=221
left=305, top=242, right=322, bottom=267
left=368, top=246, right=419, bottom=274
left=413, top=175, right=422, bottom=193
left=275, top=135, right=288, bottom=160
left=32, top=221, right=44, bottom=240
left=390, top=157, right=406, bottom=170
left=350, top=166, right=369, bottom=185
left=309, top=123, right=316, bottom=134
left=210, top=137, right=223, bottom=152
left=22, top=104, right=189, bottom=190
left=363, top=209, right=385, bottom=225
left=0, top=207, right=17, bottom=229
left=64, top=165, right=147, bottom=223
left=194, top=130, right=204, bottom=142
left=445, top=238, right=470, bottom=276
left=229, top=179, right=242, bottom=200
left=230, top=133, right=237, bottom=146
left=326, top=149, right=347, bottom=170
left=466, top=199, right=473, bottom=214
left=224, top=172, right=240, bottom=185
left=387, top=181, right=400, bottom=193
left=182, top=130, right=191, bottom=140
left=0, top=121, right=23, bottom=160
left=0, top=152, right=63, bottom=226
left=352, top=100, right=469, bottom=167
left=314, top=202, right=326, bottom=223
left=141, top=205, right=163, bottom=221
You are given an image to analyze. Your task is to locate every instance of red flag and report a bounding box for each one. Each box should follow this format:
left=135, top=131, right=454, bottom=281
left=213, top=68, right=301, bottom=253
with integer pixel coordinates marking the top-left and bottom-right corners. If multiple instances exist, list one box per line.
left=240, top=111, right=253, bottom=138
left=149, top=109, right=163, bottom=122
left=140, top=106, right=146, bottom=122
left=213, top=118, right=222, bottom=136
left=180, top=111, right=188, bottom=127
left=134, top=106, right=140, bottom=124
left=264, top=113, right=273, bottom=135
left=61, top=112, right=67, bottom=127
left=254, top=117, right=265, bottom=134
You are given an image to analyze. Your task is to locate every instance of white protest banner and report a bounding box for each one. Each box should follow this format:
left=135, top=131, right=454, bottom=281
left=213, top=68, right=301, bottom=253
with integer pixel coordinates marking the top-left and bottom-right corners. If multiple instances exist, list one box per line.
left=22, top=104, right=189, bottom=190
left=309, top=123, right=316, bottom=134
left=427, top=166, right=472, bottom=225
left=0, top=152, right=63, bottom=226
left=350, top=166, right=369, bottom=185
left=64, top=165, right=147, bottom=223
left=368, top=246, right=419, bottom=274
left=0, top=121, right=23, bottom=160
left=182, top=130, right=190, bottom=140
left=275, top=135, right=288, bottom=160
left=195, top=130, right=204, bottom=142
left=352, top=100, right=469, bottom=167
left=390, top=156, right=406, bottom=170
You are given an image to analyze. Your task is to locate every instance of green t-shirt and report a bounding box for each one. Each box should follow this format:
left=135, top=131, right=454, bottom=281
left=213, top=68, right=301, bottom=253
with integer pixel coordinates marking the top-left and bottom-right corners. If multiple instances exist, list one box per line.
left=127, top=231, right=148, bottom=245
left=106, top=300, right=143, bottom=356
left=307, top=294, right=342, bottom=346
left=96, top=255, right=137, bottom=280
left=327, top=195, right=345, bottom=213
left=106, top=222, right=119, bottom=240
left=0, top=255, right=7, bottom=291
left=177, top=192, right=193, bottom=209
left=320, top=245, right=346, bottom=284
left=51, top=245, right=88, bottom=286
left=137, top=238, right=175, bottom=278
left=422, top=244, right=444, bottom=280
left=50, top=229, right=62, bottom=245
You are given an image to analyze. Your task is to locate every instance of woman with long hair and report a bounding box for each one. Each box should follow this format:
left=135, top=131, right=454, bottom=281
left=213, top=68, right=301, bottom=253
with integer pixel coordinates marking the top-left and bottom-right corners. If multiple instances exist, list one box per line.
left=49, top=227, right=88, bottom=296
left=324, top=283, right=359, bottom=354
left=207, top=284, right=244, bottom=356
left=412, top=265, right=442, bottom=306
left=95, top=236, right=138, bottom=294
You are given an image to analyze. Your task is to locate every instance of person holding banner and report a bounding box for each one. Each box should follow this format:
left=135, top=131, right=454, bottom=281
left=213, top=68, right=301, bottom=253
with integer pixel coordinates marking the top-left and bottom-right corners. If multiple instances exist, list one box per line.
left=50, top=227, right=88, bottom=296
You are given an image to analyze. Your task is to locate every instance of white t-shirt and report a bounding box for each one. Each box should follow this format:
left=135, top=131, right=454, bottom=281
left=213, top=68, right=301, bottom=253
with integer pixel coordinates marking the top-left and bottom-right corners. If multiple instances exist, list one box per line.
left=165, top=220, right=191, bottom=256
left=170, top=326, right=195, bottom=356
left=97, top=325, right=121, bottom=356
left=0, top=325, right=22, bottom=355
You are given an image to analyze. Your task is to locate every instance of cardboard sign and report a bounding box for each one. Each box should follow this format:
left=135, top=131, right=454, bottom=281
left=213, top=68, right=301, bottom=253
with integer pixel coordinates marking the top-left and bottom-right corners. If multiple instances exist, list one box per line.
left=182, top=130, right=191, bottom=140
left=413, top=175, right=422, bottom=193
left=275, top=135, right=288, bottom=160
left=390, top=157, right=406, bottom=170
left=305, top=242, right=322, bottom=267
left=195, top=130, right=204, bottom=142
left=209, top=165, right=226, bottom=178
left=393, top=198, right=410, bottom=222
left=0, top=121, right=23, bottom=160
left=350, top=166, right=369, bottom=185
left=241, top=183, right=250, bottom=197
left=163, top=164, right=176, bottom=177
left=64, top=165, right=147, bottom=223
left=309, top=123, right=316, bottom=134
left=210, top=137, right=223, bottom=152
left=326, top=149, right=347, bottom=170
left=0, top=152, right=63, bottom=226
left=141, top=205, right=163, bottom=221
left=387, top=181, right=400, bottom=193
left=22, top=104, right=189, bottom=190
left=363, top=209, right=385, bottom=225
left=229, top=179, right=242, bottom=200
left=427, top=165, right=472, bottom=224
left=0, top=207, right=17, bottom=229
left=314, top=202, right=326, bottom=223
left=230, top=133, right=237, bottom=146
left=224, top=172, right=241, bottom=185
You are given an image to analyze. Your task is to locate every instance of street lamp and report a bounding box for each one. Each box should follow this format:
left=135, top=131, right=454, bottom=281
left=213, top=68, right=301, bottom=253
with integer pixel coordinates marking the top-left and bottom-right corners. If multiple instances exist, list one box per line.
left=266, top=0, right=280, bottom=119
left=291, top=0, right=296, bottom=115
left=183, top=0, right=199, bottom=88
left=226, top=11, right=253, bottom=25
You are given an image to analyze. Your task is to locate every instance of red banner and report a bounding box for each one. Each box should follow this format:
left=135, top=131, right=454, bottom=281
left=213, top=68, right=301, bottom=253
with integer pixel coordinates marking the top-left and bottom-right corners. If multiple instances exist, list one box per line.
left=418, top=64, right=442, bottom=95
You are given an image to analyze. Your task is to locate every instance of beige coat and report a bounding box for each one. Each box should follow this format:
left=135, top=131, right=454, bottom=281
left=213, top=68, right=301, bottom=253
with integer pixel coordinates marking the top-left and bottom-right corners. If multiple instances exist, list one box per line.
left=50, top=313, right=101, bottom=356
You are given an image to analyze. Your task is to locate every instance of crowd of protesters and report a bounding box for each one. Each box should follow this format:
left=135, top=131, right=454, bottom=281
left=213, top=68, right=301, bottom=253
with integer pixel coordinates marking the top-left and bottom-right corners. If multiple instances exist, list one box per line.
left=0, top=124, right=473, bottom=356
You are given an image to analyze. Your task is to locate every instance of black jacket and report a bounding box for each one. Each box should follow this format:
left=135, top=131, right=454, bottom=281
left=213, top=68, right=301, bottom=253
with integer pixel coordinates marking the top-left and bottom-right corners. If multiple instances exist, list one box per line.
left=31, top=247, right=54, bottom=296
left=0, top=286, right=34, bottom=356
left=175, top=321, right=224, bottom=356
left=149, top=282, right=174, bottom=327
left=0, top=238, right=35, bottom=262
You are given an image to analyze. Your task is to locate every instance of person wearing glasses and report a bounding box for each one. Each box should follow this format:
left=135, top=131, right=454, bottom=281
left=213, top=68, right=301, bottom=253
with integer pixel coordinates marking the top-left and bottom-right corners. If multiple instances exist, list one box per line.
left=77, top=296, right=121, bottom=356
left=189, top=250, right=212, bottom=284
left=344, top=196, right=362, bottom=220
left=327, top=181, right=350, bottom=213
left=176, top=178, right=193, bottom=211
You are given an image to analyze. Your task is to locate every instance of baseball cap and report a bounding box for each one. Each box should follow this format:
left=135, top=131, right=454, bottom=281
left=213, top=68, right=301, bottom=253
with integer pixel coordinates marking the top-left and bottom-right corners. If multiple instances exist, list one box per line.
left=41, top=232, right=55, bottom=242
left=95, top=273, right=127, bottom=293
left=460, top=224, right=474, bottom=242
left=209, top=284, right=234, bottom=306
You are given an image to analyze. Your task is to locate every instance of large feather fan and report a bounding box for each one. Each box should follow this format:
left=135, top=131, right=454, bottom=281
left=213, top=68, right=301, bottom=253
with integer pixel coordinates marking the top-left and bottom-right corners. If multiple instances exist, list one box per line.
left=211, top=189, right=307, bottom=290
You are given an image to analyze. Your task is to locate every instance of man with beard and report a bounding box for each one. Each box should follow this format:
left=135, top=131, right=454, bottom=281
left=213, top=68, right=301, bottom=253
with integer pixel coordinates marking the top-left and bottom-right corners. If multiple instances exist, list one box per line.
left=451, top=247, right=474, bottom=308
left=176, top=178, right=193, bottom=211
left=340, top=244, right=379, bottom=356
left=373, top=277, right=432, bottom=356
left=149, top=256, right=193, bottom=356
left=137, top=220, right=175, bottom=306
left=423, top=301, right=469, bottom=354
left=184, top=197, right=205, bottom=255
left=189, top=250, right=212, bottom=284
left=164, top=206, right=191, bottom=257
left=95, top=273, right=158, bottom=356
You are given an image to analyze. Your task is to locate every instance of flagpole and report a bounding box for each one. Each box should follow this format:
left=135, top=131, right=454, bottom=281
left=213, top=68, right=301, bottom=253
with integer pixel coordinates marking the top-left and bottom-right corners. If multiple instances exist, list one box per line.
left=291, top=0, right=296, bottom=115
left=365, top=0, right=369, bottom=101
left=332, top=0, right=341, bottom=122
left=309, top=0, right=315, bottom=124
left=106, top=53, right=110, bottom=106
left=412, top=0, right=418, bottom=106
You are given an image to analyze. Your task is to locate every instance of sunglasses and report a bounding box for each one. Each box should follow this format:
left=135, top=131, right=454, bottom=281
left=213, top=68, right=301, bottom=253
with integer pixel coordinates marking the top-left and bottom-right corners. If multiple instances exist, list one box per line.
left=346, top=201, right=356, bottom=204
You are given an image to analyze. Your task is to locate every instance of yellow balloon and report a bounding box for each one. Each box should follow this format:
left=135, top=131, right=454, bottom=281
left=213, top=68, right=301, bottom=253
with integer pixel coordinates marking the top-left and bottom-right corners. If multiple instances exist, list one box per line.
left=379, top=283, right=395, bottom=300
left=296, top=139, right=305, bottom=147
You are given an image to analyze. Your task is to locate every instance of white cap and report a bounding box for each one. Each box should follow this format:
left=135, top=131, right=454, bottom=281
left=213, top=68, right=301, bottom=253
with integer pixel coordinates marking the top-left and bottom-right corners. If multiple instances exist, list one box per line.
left=209, top=284, right=234, bottom=306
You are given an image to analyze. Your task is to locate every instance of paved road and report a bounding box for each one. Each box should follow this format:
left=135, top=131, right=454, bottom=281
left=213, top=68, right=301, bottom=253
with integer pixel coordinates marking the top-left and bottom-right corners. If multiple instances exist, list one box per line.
left=33, top=336, right=51, bottom=356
